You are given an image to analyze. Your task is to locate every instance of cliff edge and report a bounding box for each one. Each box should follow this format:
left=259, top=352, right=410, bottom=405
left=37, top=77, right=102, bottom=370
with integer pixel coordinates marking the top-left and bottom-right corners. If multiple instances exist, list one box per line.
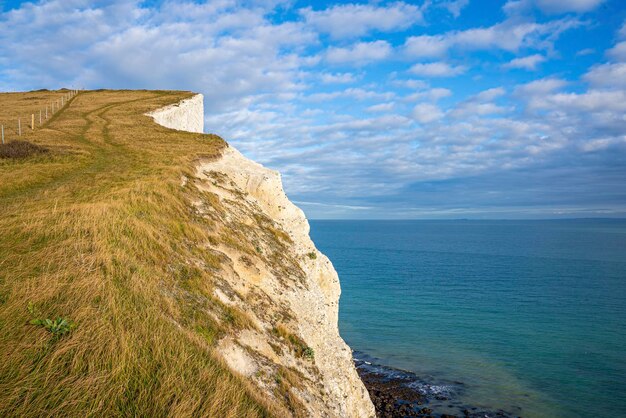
left=148, top=94, right=375, bottom=417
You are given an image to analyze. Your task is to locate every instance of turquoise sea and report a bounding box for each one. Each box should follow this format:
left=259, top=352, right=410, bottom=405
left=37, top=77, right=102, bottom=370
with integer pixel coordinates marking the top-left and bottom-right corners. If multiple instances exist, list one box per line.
left=309, top=220, right=626, bottom=418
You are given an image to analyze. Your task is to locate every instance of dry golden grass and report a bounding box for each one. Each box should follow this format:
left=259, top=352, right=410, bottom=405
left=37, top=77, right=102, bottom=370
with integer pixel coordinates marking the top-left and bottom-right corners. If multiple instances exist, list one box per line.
left=0, top=89, right=279, bottom=417
left=0, top=89, right=71, bottom=139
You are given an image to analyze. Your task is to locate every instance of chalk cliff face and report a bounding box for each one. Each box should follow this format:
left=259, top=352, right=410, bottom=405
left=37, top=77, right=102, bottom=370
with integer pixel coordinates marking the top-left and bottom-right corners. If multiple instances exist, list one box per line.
left=148, top=94, right=375, bottom=417
left=147, top=93, right=205, bottom=134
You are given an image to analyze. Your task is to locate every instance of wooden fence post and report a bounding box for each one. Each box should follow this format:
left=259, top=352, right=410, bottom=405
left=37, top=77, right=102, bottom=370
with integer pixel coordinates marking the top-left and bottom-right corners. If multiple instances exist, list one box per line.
left=1, top=125, right=4, bottom=144
left=18, top=118, right=21, bottom=136
left=31, top=114, right=34, bottom=130
left=40, top=110, right=42, bottom=125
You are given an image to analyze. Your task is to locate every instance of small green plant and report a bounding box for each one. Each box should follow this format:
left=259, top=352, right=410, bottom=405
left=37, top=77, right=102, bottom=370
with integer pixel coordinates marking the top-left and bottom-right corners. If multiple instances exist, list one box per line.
left=28, top=303, right=75, bottom=337
left=306, top=252, right=317, bottom=260
left=302, top=346, right=314, bottom=360
left=31, top=317, right=75, bottom=335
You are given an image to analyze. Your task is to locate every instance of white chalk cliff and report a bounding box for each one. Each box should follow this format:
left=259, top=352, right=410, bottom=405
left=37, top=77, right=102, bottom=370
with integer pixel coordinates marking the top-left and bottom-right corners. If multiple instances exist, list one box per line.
left=147, top=93, right=205, bottom=134
left=148, top=94, right=375, bottom=417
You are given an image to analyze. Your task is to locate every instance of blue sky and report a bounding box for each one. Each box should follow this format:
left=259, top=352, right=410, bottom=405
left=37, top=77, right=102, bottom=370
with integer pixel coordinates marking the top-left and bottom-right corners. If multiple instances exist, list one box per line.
left=1, top=0, right=625, bottom=219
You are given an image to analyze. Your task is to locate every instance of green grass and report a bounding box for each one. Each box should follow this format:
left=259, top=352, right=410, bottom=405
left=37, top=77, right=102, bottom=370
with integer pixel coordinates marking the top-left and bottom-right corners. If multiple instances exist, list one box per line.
left=0, top=89, right=288, bottom=417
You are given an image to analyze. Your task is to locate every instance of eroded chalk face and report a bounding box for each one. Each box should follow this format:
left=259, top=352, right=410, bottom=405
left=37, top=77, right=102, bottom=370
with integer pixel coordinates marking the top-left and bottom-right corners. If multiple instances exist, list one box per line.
left=146, top=94, right=204, bottom=134
left=148, top=93, right=374, bottom=417
left=195, top=144, right=375, bottom=418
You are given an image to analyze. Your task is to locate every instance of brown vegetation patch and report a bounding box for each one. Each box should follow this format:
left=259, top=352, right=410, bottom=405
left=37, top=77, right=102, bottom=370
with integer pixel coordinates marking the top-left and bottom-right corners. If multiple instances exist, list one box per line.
left=0, top=140, right=49, bottom=159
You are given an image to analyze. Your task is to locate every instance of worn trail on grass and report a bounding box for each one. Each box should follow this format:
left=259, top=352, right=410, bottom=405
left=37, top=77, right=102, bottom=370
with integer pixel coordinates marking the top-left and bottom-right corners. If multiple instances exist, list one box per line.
left=0, top=92, right=168, bottom=206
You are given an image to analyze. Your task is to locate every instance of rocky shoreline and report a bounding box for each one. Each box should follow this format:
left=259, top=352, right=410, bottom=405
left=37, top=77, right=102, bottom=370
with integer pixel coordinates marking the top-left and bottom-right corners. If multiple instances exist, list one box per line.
left=354, top=352, right=520, bottom=418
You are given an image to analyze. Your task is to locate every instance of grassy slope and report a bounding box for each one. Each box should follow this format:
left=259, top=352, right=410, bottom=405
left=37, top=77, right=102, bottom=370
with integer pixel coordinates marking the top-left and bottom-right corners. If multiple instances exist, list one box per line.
left=0, top=90, right=276, bottom=417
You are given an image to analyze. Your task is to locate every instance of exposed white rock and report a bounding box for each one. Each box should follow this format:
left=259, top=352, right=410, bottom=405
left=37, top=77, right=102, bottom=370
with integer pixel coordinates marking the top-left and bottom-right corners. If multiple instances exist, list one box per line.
left=149, top=94, right=375, bottom=418
left=198, top=145, right=375, bottom=417
left=218, top=337, right=258, bottom=377
left=147, top=93, right=204, bottom=133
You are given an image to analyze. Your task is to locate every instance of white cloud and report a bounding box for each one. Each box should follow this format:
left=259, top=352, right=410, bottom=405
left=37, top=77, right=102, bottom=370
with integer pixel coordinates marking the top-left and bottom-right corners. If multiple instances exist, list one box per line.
left=504, top=0, right=605, bottom=15
left=476, top=87, right=506, bottom=101
left=392, top=78, right=430, bottom=89
left=449, top=87, right=509, bottom=118
left=515, top=77, right=568, bottom=96
left=403, top=35, right=449, bottom=58
left=320, top=72, right=356, bottom=83
left=580, top=136, right=626, bottom=152
left=306, top=88, right=394, bottom=102
left=532, top=90, right=626, bottom=112
left=450, top=102, right=509, bottom=118
left=311, top=114, right=413, bottom=136
left=412, top=103, right=444, bottom=123
left=403, top=17, right=581, bottom=59
left=453, top=18, right=581, bottom=51
left=301, top=2, right=423, bottom=39
left=441, top=0, right=470, bottom=18
left=514, top=74, right=626, bottom=135
left=404, top=88, right=452, bottom=102
left=366, top=102, right=395, bottom=112
left=409, top=62, right=466, bottom=77
left=325, top=40, right=392, bottom=65
left=504, top=54, right=546, bottom=70
left=292, top=201, right=374, bottom=211
left=576, top=48, right=595, bottom=56
left=535, top=0, right=605, bottom=13
left=584, top=62, right=626, bottom=89
left=607, top=41, right=626, bottom=62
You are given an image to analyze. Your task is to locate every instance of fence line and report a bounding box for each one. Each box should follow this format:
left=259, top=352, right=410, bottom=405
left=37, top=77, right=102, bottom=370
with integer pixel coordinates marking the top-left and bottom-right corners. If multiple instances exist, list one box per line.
left=0, top=89, right=81, bottom=145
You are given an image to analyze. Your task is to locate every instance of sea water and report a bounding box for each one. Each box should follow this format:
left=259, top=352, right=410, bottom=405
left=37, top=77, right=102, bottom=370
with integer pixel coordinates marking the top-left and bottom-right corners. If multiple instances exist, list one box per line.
left=309, top=220, right=626, bottom=417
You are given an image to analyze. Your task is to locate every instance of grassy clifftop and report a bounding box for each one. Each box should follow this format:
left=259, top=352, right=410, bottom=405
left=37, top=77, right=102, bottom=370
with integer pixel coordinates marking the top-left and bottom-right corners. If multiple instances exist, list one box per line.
left=0, top=90, right=275, bottom=417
